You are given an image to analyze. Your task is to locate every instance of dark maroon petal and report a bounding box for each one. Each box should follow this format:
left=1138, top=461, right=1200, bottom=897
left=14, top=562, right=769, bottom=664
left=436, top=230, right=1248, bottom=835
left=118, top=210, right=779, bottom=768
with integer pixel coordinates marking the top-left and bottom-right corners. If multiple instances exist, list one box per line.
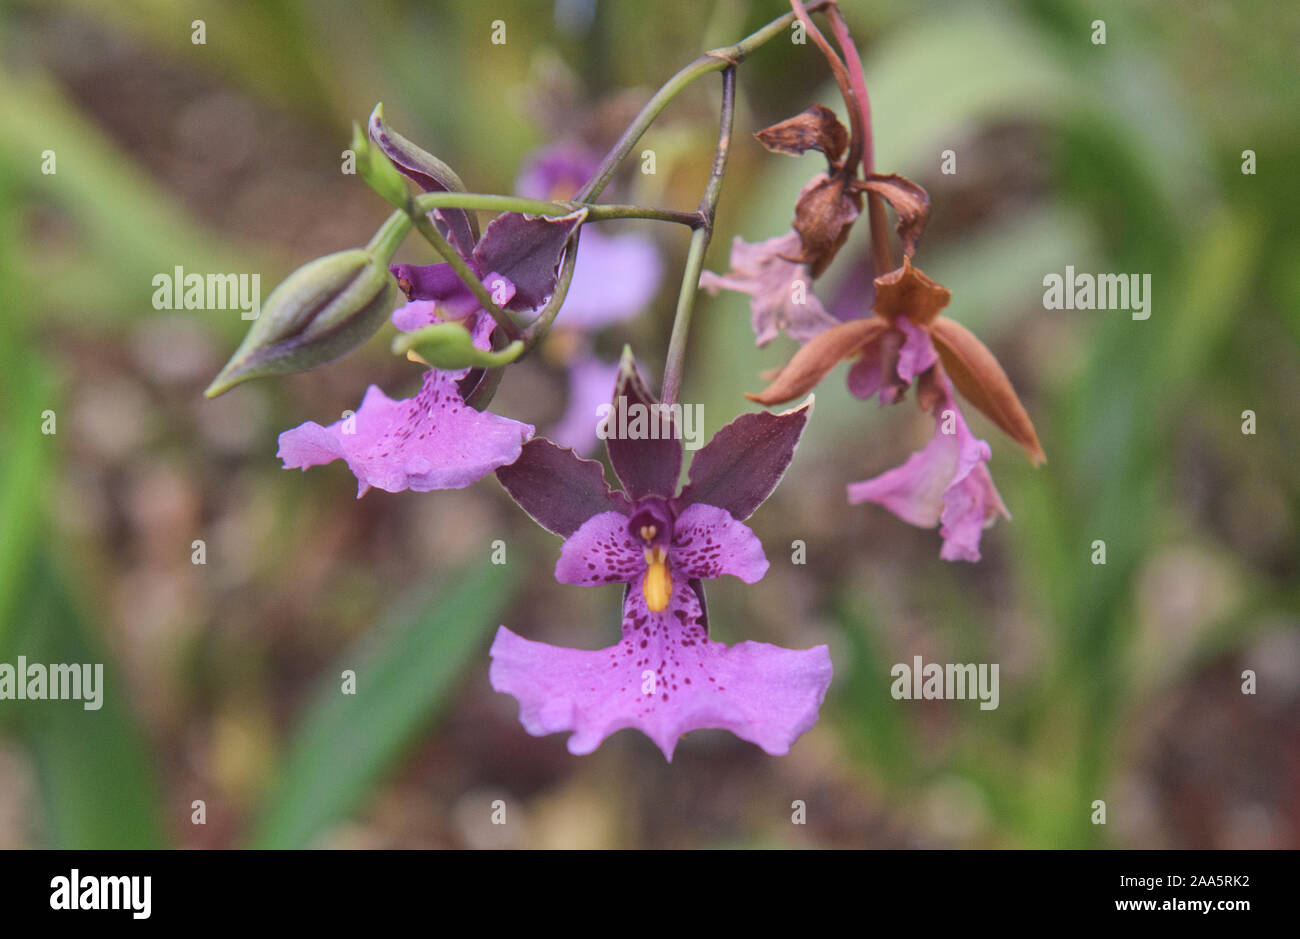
left=495, top=437, right=629, bottom=537
left=456, top=366, right=487, bottom=404
left=472, top=209, right=585, bottom=311
left=606, top=349, right=683, bottom=501
left=390, top=262, right=472, bottom=302
left=674, top=399, right=813, bottom=521
left=368, top=105, right=477, bottom=255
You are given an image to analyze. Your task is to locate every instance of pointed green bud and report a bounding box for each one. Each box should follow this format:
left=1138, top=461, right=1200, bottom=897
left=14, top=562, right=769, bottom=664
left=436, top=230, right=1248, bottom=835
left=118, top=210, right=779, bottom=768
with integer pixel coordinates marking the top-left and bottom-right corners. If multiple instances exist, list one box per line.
left=351, top=119, right=409, bottom=210
left=369, top=102, right=479, bottom=251
left=391, top=322, right=524, bottom=370
left=205, top=212, right=411, bottom=397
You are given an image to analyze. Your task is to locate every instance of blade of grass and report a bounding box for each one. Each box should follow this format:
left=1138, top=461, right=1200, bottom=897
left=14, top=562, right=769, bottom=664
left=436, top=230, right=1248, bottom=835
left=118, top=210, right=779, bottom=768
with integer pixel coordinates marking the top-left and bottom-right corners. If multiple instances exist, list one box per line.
left=11, top=554, right=167, bottom=848
left=250, top=561, right=514, bottom=848
left=0, top=180, right=49, bottom=659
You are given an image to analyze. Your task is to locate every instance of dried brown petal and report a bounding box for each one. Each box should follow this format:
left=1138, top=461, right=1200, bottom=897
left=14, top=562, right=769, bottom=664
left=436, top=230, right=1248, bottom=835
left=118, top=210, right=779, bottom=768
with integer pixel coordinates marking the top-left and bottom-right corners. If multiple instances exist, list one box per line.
left=746, top=315, right=888, bottom=406
left=872, top=257, right=951, bottom=327
left=929, top=316, right=1046, bottom=465
left=790, top=174, right=861, bottom=278
left=853, top=173, right=931, bottom=259
left=755, top=105, right=850, bottom=167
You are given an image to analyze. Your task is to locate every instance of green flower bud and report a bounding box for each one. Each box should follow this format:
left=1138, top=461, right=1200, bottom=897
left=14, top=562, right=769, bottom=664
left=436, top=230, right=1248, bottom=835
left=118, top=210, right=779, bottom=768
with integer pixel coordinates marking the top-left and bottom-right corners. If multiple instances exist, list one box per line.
left=350, top=119, right=410, bottom=211
left=392, top=322, right=524, bottom=370
left=205, top=212, right=411, bottom=397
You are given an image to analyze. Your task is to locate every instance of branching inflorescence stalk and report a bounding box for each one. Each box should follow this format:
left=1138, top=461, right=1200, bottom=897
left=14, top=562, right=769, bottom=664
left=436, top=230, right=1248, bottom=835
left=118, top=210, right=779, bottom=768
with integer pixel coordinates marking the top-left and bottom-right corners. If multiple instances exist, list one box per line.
left=661, top=66, right=735, bottom=407
left=371, top=0, right=872, bottom=407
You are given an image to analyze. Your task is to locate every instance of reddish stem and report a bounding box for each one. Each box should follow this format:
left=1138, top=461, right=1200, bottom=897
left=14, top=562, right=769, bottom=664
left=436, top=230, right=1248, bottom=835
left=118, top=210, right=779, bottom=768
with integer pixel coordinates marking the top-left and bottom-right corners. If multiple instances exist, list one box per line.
left=789, top=0, right=864, bottom=173
left=825, top=4, right=894, bottom=277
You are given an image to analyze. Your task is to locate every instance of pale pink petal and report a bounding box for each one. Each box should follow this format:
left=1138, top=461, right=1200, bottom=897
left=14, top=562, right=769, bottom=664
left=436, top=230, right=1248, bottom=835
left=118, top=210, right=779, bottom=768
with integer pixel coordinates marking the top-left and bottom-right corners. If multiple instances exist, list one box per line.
left=391, top=300, right=440, bottom=333
left=846, top=436, right=954, bottom=528
left=938, top=462, right=1009, bottom=562
left=847, top=371, right=1009, bottom=560
left=849, top=320, right=939, bottom=405
left=699, top=232, right=838, bottom=346
left=277, top=369, right=533, bottom=496
left=894, top=317, right=938, bottom=383
left=847, top=338, right=885, bottom=400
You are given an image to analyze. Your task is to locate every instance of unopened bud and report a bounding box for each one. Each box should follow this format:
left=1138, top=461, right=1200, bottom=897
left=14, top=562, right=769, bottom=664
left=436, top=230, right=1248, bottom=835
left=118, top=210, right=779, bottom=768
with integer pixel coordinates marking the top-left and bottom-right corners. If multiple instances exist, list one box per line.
left=205, top=212, right=411, bottom=397
left=369, top=103, right=477, bottom=253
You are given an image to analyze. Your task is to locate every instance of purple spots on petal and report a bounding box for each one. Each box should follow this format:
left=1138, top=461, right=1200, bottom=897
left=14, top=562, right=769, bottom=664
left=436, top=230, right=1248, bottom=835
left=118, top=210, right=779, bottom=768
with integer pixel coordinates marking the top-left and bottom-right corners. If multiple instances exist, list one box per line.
left=276, top=368, right=533, bottom=495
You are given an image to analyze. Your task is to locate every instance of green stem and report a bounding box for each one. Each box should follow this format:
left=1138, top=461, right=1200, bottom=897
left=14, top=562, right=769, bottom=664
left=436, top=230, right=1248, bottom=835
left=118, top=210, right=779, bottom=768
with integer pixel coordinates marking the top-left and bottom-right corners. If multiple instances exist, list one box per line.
left=573, top=0, right=833, bottom=203
left=411, top=191, right=699, bottom=227
left=661, top=67, right=736, bottom=407
left=586, top=204, right=702, bottom=228
left=364, top=208, right=413, bottom=259
left=413, top=192, right=574, bottom=217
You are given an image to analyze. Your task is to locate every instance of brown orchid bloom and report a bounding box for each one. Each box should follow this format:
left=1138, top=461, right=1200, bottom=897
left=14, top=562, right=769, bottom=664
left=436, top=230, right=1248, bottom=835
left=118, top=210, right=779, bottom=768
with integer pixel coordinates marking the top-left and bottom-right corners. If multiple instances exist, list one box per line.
left=745, top=204, right=1045, bottom=467
left=701, top=0, right=1045, bottom=562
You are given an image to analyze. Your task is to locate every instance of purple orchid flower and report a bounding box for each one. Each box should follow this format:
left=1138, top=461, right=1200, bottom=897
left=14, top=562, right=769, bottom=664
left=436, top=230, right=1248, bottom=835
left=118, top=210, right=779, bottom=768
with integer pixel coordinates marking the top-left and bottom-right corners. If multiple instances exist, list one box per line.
left=391, top=208, right=585, bottom=315
left=274, top=218, right=567, bottom=497
left=554, top=230, right=662, bottom=331
left=277, top=310, right=534, bottom=495
left=491, top=356, right=830, bottom=760
left=744, top=259, right=1043, bottom=562
left=514, top=141, right=599, bottom=207
left=277, top=122, right=599, bottom=496
left=846, top=320, right=1009, bottom=562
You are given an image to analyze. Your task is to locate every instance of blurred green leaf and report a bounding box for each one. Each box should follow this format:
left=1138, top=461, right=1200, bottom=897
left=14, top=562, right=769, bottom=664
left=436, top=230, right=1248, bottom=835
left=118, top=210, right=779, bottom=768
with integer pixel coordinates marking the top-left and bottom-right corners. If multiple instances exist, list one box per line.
left=11, top=555, right=166, bottom=848
left=250, top=561, right=514, bottom=848
left=0, top=180, right=49, bottom=657
left=0, top=73, right=263, bottom=326
left=829, top=596, right=914, bottom=786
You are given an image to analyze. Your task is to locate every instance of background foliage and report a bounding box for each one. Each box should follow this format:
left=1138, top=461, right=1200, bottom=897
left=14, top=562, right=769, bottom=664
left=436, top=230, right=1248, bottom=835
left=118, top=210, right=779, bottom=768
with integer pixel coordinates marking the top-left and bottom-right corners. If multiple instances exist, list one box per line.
left=0, top=0, right=1296, bottom=848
